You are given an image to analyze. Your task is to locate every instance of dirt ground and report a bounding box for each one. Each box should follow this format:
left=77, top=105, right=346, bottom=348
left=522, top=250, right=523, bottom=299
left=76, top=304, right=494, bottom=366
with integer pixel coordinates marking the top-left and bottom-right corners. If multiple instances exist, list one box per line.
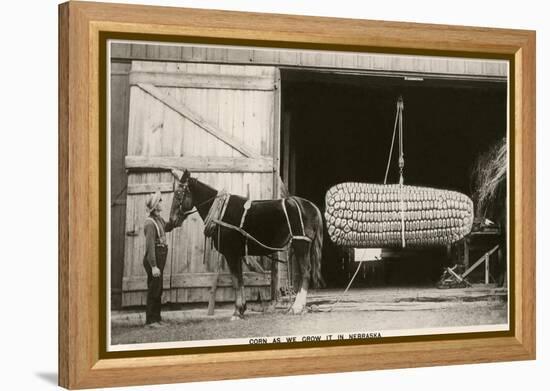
left=111, top=286, right=508, bottom=346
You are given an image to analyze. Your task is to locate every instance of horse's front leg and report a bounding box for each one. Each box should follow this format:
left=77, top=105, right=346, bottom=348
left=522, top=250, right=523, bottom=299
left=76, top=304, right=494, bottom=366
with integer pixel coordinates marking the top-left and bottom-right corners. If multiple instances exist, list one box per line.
left=226, top=255, right=246, bottom=320
left=290, top=242, right=310, bottom=315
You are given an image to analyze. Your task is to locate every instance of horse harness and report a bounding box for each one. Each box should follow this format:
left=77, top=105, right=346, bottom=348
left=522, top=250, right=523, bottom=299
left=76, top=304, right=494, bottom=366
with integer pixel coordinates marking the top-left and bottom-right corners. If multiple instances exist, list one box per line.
left=205, top=193, right=312, bottom=256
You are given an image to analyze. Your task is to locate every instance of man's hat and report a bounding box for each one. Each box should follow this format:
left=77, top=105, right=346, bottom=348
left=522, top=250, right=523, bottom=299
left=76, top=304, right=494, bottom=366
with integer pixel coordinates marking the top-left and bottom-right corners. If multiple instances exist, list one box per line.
left=146, top=191, right=162, bottom=214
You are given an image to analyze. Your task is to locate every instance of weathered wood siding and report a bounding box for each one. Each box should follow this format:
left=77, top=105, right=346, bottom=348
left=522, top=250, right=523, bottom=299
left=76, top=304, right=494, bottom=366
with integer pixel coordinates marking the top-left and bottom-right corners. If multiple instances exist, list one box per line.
left=110, top=62, right=131, bottom=309
left=111, top=42, right=507, bottom=79
left=113, top=42, right=507, bottom=304
left=122, top=61, right=280, bottom=306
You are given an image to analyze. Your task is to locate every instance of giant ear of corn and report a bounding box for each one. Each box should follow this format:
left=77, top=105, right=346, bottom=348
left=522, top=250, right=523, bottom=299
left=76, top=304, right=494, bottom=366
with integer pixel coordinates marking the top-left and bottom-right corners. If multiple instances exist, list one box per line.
left=324, top=183, right=474, bottom=248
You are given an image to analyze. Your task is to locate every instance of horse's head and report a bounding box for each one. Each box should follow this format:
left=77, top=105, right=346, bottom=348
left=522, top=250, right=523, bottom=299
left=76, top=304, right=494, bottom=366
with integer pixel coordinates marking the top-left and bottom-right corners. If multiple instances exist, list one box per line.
left=169, top=169, right=194, bottom=225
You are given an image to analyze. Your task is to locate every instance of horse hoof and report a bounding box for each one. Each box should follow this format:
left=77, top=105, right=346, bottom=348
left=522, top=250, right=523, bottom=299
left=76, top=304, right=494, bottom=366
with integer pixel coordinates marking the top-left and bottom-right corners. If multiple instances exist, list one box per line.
left=230, top=315, right=243, bottom=321
left=289, top=307, right=304, bottom=315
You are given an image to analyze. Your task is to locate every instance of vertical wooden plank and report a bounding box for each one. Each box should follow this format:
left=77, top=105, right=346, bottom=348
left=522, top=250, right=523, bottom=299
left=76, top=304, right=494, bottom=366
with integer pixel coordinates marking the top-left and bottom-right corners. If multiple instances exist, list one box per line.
left=180, top=45, right=194, bottom=61
left=252, top=48, right=279, bottom=64
left=272, top=69, right=281, bottom=197
left=158, top=44, right=182, bottom=61
left=232, top=66, right=246, bottom=159
left=227, top=47, right=253, bottom=63
left=180, top=75, right=200, bottom=157
left=373, top=54, right=390, bottom=70
left=204, top=64, right=223, bottom=157
left=411, top=56, right=429, bottom=73
left=218, top=66, right=237, bottom=158
left=299, top=50, right=317, bottom=67
left=464, top=238, right=470, bottom=268
left=191, top=46, right=207, bottom=62
left=127, top=85, right=144, bottom=155
left=448, top=59, right=466, bottom=75
left=430, top=57, right=449, bottom=74
left=122, top=190, right=136, bottom=306
left=356, top=53, right=373, bottom=70
left=485, top=255, right=490, bottom=284
left=206, top=47, right=227, bottom=62
left=160, top=66, right=183, bottom=159
left=111, top=42, right=131, bottom=59
left=242, top=83, right=259, bottom=158
left=130, top=44, right=147, bottom=59
left=465, top=60, right=483, bottom=75
left=338, top=52, right=358, bottom=69
left=281, top=112, right=291, bottom=189
left=110, top=62, right=131, bottom=308
left=271, top=68, right=282, bottom=299
left=278, top=49, right=298, bottom=66
left=146, top=44, right=160, bottom=60
left=318, top=52, right=337, bottom=68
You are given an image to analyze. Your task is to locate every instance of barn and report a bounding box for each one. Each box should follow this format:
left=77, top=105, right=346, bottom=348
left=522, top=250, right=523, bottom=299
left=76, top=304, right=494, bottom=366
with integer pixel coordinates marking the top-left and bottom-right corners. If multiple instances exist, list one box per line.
left=109, top=42, right=507, bottom=309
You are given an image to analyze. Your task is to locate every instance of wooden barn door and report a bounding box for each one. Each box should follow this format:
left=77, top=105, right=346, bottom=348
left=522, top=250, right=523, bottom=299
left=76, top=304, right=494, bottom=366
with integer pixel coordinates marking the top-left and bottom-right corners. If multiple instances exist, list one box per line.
left=121, top=61, right=281, bottom=307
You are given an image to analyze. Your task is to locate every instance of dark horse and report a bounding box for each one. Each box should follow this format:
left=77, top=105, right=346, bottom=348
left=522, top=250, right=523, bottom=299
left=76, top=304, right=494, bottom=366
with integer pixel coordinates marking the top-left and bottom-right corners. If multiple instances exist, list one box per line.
left=169, top=169, right=324, bottom=319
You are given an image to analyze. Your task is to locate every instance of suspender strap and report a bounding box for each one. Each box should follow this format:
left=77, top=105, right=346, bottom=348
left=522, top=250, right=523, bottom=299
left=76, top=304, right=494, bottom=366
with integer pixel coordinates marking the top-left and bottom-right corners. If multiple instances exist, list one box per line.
left=146, top=217, right=161, bottom=238
left=146, top=217, right=166, bottom=245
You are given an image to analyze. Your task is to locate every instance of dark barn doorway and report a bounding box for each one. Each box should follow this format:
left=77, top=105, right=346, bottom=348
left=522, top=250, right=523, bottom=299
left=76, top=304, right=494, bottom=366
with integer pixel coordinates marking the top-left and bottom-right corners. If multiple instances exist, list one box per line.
left=279, top=68, right=507, bottom=288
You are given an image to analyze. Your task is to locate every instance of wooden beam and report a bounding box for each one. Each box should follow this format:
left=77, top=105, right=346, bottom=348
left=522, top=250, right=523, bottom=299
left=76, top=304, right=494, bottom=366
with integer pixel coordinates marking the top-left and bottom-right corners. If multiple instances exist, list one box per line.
left=122, top=272, right=271, bottom=291
left=462, top=245, right=499, bottom=279
left=463, top=238, right=470, bottom=268
left=137, top=83, right=260, bottom=158
left=126, top=182, right=173, bottom=195
left=485, top=255, right=490, bottom=284
left=130, top=71, right=276, bottom=91
left=125, top=155, right=274, bottom=173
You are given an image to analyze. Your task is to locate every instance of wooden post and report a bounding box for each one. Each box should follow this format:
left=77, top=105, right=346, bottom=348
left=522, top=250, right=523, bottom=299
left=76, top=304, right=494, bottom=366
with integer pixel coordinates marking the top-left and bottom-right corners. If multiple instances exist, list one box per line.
left=271, top=257, right=279, bottom=302
left=282, top=112, right=291, bottom=187
left=485, top=255, right=490, bottom=284
left=464, top=238, right=470, bottom=268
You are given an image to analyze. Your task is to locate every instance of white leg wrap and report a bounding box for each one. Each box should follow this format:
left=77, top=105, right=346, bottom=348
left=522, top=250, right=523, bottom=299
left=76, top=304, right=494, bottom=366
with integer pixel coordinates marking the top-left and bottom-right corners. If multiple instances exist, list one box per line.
left=290, top=288, right=308, bottom=314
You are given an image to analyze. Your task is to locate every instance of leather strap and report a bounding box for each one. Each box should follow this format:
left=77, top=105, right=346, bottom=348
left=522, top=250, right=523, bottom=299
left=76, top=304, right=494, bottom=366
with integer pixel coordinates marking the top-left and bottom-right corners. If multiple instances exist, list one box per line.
left=145, top=217, right=165, bottom=244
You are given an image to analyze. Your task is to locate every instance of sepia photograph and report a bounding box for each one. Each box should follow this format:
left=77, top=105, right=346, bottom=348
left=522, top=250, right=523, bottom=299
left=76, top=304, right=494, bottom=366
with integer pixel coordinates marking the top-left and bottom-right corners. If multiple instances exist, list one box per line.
left=107, top=40, right=509, bottom=351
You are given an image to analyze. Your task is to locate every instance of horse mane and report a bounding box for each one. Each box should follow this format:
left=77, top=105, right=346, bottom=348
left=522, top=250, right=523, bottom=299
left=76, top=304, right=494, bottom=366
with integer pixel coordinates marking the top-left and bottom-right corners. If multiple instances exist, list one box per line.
left=191, top=177, right=217, bottom=194
left=189, top=176, right=219, bottom=220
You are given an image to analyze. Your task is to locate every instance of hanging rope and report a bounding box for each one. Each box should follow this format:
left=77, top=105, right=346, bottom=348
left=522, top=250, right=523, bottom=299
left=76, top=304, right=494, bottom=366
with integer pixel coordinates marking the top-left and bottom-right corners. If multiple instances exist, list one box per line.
left=397, top=97, right=406, bottom=248
left=384, top=103, right=400, bottom=185
left=328, top=252, right=365, bottom=312
left=398, top=97, right=405, bottom=185
left=329, top=96, right=406, bottom=312
left=383, top=97, right=406, bottom=248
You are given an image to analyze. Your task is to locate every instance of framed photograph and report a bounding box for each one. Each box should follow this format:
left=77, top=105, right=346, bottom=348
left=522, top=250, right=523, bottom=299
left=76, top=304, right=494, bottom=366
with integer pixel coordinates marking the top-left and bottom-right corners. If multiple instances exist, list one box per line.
left=59, top=1, right=535, bottom=389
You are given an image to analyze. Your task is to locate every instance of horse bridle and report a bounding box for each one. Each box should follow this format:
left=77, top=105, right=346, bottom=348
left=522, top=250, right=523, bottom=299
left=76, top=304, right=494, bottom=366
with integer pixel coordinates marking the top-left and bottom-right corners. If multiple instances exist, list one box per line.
left=177, top=177, right=224, bottom=218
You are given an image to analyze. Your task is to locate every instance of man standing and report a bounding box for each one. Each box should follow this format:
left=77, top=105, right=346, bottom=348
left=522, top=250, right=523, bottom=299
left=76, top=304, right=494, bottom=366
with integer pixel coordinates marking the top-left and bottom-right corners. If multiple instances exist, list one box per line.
left=143, top=191, right=180, bottom=326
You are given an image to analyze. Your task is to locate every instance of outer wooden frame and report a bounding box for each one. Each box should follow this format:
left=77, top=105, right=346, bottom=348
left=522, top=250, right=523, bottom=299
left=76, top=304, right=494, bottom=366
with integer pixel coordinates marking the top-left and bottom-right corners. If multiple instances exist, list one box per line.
left=59, top=1, right=536, bottom=389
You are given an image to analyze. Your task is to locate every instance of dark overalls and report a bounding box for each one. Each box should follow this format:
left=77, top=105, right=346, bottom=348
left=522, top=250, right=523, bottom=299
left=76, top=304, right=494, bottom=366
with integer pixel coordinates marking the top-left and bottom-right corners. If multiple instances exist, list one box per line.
left=143, top=215, right=172, bottom=324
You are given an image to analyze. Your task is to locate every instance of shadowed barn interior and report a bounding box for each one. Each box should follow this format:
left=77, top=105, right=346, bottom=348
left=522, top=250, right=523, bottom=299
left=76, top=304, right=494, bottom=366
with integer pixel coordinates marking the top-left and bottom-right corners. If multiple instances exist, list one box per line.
left=280, top=69, right=506, bottom=288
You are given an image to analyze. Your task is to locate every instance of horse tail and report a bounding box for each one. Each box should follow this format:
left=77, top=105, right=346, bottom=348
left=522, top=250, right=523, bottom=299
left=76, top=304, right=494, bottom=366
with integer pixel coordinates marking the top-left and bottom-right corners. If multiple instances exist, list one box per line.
left=309, top=204, right=325, bottom=289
